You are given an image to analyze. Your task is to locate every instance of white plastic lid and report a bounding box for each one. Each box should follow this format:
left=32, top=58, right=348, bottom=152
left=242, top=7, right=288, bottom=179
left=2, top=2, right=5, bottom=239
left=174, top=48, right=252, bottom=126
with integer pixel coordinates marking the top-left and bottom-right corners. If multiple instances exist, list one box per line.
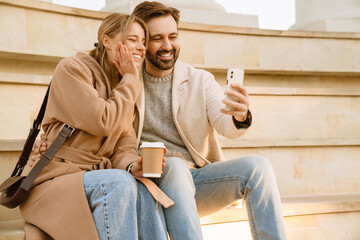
left=140, top=142, right=166, bottom=148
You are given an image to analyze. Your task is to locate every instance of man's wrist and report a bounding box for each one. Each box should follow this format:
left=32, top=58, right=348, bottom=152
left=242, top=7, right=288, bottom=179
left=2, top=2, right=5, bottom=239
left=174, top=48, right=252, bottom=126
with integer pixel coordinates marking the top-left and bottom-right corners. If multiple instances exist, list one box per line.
left=233, top=110, right=252, bottom=129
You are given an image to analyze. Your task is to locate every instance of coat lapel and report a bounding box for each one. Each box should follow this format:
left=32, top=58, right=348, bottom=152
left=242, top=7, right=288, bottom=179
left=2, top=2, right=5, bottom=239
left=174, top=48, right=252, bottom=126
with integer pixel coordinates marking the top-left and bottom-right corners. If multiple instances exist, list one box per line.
left=172, top=61, right=188, bottom=118
left=135, top=63, right=146, bottom=145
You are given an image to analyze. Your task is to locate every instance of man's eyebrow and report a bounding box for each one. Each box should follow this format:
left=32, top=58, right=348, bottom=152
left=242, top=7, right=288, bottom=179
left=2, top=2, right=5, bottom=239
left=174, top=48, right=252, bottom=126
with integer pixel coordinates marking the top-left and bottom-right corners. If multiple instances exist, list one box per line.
left=150, top=32, right=178, bottom=38
left=150, top=34, right=162, bottom=38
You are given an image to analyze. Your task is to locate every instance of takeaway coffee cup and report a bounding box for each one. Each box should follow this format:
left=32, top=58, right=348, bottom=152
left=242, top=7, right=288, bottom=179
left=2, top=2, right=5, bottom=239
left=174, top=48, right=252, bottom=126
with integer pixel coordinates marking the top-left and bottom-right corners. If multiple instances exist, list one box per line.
left=140, top=142, right=166, bottom=178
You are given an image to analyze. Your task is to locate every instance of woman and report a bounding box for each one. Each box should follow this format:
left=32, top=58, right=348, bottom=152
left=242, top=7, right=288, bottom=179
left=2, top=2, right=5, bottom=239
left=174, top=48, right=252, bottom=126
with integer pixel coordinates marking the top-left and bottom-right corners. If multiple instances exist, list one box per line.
left=21, top=13, right=170, bottom=240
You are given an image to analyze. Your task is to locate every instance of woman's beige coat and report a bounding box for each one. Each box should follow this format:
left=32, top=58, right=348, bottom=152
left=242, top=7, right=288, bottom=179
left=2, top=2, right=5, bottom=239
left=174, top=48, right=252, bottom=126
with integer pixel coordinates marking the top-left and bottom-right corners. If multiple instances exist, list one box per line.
left=20, top=52, right=142, bottom=240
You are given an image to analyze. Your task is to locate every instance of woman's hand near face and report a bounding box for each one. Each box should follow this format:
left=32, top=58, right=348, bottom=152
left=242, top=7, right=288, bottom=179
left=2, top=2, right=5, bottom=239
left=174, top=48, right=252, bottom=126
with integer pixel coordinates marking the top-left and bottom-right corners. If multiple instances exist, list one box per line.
left=113, top=42, right=138, bottom=79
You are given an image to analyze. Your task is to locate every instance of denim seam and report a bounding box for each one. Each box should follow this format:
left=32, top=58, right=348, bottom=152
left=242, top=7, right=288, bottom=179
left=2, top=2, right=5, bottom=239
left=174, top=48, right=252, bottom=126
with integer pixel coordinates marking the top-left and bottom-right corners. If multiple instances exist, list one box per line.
left=246, top=189, right=259, bottom=240
left=100, top=184, right=111, bottom=240
left=164, top=210, right=176, bottom=240
left=193, top=176, right=248, bottom=186
left=138, top=230, right=144, bottom=240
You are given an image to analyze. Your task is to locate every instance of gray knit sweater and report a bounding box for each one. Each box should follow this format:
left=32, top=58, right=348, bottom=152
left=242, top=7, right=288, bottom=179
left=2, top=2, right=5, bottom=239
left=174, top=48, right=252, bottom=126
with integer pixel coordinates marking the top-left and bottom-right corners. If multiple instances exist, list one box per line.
left=139, top=71, right=196, bottom=169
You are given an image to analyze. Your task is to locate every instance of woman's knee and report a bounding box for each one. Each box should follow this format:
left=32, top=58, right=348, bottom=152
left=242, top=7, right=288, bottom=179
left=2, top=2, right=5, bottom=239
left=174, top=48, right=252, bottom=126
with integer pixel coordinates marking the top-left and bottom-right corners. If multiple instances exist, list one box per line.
left=84, top=169, right=136, bottom=193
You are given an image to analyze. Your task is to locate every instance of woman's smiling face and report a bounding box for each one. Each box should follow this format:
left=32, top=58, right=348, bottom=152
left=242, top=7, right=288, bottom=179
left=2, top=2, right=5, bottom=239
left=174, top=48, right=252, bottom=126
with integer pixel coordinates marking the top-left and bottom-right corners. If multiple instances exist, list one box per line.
left=106, top=22, right=146, bottom=69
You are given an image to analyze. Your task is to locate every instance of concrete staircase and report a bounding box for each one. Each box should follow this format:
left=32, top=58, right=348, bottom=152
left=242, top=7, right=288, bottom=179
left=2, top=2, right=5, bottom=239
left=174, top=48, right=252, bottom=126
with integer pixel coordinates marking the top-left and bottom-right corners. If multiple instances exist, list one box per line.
left=201, top=195, right=360, bottom=240
left=3, top=194, right=359, bottom=240
left=1, top=0, right=360, bottom=239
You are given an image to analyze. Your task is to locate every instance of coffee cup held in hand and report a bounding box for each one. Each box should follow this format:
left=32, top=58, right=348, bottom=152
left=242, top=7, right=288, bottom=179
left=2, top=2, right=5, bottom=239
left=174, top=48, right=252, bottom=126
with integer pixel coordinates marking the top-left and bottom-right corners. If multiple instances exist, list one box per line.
left=140, top=142, right=166, bottom=178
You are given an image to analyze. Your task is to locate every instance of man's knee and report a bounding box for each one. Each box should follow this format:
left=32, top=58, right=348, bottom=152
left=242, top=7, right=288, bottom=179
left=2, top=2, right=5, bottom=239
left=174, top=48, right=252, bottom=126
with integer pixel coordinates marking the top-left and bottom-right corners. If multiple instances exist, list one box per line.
left=161, top=157, right=195, bottom=193
left=233, top=155, right=275, bottom=179
left=163, top=157, right=190, bottom=176
left=249, top=155, right=273, bottom=172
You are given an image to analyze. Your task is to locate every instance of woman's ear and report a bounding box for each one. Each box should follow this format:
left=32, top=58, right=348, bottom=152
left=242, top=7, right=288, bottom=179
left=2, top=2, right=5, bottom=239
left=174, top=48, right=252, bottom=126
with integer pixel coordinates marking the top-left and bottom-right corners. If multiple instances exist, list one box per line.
left=102, top=35, right=111, bottom=49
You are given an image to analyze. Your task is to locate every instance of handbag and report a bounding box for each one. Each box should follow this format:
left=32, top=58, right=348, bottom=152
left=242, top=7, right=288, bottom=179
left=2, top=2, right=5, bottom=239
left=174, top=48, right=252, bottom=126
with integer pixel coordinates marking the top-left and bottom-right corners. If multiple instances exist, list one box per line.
left=0, top=85, right=75, bottom=209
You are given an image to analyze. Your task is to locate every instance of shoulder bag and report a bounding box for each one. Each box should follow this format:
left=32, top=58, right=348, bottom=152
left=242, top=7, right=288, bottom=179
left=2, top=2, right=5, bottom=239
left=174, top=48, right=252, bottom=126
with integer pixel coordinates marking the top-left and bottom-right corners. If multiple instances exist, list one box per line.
left=0, top=85, right=75, bottom=209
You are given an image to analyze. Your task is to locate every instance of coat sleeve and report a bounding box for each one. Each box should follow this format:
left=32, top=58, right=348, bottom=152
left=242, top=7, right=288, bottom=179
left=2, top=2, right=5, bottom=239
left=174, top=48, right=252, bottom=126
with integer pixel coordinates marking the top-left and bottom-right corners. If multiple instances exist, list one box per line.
left=204, top=73, right=248, bottom=139
left=45, top=56, right=143, bottom=136
left=111, top=127, right=139, bottom=170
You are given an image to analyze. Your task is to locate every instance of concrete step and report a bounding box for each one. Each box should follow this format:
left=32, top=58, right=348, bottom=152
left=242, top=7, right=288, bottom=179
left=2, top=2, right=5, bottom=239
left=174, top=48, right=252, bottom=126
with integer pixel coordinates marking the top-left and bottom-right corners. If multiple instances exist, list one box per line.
left=2, top=145, right=360, bottom=199
left=200, top=193, right=360, bottom=225
left=201, top=194, right=360, bottom=240
left=1, top=194, right=359, bottom=239
left=202, top=211, right=360, bottom=240
left=0, top=220, right=24, bottom=240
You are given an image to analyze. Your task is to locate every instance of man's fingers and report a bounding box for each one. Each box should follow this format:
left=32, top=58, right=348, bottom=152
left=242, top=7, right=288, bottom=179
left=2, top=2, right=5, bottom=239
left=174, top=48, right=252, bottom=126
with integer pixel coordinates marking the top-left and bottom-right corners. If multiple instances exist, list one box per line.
left=229, top=84, right=249, bottom=97
left=33, top=147, right=39, bottom=155
left=29, top=154, right=41, bottom=167
left=225, top=89, right=249, bottom=105
left=39, top=146, right=47, bottom=154
left=28, top=156, right=35, bottom=167
left=222, top=97, right=248, bottom=111
left=40, top=133, right=46, bottom=140
left=33, top=141, right=41, bottom=153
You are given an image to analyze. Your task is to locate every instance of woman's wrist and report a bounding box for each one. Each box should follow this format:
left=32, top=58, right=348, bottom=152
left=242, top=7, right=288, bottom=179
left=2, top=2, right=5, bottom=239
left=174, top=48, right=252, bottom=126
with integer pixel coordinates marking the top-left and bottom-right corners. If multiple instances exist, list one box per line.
left=126, top=162, right=135, bottom=173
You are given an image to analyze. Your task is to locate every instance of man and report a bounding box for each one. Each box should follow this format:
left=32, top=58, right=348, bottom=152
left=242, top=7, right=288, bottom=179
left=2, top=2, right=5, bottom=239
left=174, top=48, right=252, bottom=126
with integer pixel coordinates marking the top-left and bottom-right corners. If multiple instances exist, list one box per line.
left=32, top=2, right=287, bottom=239
left=130, top=2, right=287, bottom=239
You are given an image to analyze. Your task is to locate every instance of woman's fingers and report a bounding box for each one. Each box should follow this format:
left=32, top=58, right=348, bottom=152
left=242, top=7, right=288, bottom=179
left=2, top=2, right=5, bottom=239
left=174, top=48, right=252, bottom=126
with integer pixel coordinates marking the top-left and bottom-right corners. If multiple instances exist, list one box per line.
left=162, top=157, right=166, bottom=168
left=130, top=157, right=143, bottom=178
left=114, top=42, right=138, bottom=77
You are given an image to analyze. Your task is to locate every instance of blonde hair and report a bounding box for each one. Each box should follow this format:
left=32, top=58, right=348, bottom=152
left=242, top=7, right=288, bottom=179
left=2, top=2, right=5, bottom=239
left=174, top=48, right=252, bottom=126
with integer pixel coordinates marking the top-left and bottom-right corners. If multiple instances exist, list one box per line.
left=89, top=13, right=148, bottom=88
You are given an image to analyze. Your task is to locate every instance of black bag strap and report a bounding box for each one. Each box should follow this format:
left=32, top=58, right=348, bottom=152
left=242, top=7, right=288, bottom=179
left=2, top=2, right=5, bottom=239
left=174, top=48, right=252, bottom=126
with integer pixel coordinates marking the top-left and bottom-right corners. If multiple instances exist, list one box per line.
left=11, top=83, right=75, bottom=191
left=20, top=124, right=74, bottom=191
left=11, top=85, right=50, bottom=177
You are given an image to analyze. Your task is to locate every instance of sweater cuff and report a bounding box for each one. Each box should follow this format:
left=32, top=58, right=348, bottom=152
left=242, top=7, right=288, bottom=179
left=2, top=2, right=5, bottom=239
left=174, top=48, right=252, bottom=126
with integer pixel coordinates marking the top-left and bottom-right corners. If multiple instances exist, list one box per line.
left=233, top=110, right=252, bottom=129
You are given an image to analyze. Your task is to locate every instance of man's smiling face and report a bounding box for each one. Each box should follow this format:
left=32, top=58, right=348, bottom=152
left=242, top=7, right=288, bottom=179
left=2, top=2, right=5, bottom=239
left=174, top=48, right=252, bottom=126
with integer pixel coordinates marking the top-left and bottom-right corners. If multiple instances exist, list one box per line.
left=145, top=14, right=180, bottom=77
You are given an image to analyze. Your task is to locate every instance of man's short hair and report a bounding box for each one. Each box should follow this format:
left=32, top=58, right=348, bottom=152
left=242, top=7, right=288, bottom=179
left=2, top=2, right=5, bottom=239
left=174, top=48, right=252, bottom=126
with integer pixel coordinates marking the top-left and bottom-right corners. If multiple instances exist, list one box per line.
left=132, top=1, right=180, bottom=24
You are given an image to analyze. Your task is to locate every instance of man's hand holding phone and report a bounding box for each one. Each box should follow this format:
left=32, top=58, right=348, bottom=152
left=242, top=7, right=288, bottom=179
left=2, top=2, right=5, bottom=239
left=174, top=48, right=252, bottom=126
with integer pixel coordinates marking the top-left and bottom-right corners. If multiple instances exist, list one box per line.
left=221, top=68, right=249, bottom=122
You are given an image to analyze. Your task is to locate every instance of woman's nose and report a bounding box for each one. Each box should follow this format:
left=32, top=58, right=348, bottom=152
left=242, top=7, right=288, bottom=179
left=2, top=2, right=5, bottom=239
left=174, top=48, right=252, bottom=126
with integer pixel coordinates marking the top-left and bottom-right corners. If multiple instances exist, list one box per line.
left=137, top=41, right=145, bottom=50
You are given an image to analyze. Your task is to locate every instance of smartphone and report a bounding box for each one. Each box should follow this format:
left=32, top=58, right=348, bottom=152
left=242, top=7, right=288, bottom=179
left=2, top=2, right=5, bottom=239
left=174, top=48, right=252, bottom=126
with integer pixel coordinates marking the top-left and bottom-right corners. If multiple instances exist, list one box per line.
left=224, top=68, right=244, bottom=111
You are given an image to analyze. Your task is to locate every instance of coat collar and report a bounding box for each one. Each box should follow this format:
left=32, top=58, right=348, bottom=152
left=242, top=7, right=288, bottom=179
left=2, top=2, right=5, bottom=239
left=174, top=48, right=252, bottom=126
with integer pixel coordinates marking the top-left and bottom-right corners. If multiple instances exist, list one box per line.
left=75, top=52, right=111, bottom=96
left=75, top=52, right=104, bottom=78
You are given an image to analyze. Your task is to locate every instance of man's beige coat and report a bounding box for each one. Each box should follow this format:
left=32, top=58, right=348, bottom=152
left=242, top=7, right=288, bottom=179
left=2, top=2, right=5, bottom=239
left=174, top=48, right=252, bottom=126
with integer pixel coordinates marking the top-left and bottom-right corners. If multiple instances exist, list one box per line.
left=134, top=60, right=247, bottom=168
left=20, top=52, right=142, bottom=240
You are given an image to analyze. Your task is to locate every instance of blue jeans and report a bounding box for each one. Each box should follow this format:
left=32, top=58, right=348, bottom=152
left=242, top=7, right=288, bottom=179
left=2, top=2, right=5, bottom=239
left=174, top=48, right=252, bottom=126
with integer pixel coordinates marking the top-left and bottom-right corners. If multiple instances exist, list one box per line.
left=157, top=156, right=287, bottom=240
left=83, top=169, right=167, bottom=240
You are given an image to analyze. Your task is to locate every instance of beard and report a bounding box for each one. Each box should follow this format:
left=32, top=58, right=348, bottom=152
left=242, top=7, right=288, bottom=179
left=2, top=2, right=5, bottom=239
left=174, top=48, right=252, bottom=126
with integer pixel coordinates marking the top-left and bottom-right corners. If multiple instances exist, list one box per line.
left=146, top=49, right=180, bottom=70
